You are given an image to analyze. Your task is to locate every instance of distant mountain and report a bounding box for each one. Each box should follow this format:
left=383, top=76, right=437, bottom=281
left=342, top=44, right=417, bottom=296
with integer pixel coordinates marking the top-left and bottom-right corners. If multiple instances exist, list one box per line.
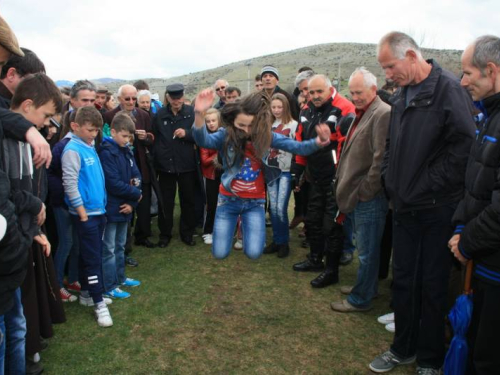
left=92, top=78, right=125, bottom=84
left=55, top=80, right=74, bottom=87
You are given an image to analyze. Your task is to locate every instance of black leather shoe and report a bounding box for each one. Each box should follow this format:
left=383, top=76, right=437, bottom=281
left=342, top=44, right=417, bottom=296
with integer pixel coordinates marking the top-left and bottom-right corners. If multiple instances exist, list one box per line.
left=181, top=237, right=196, bottom=246
left=310, top=270, right=339, bottom=288
left=263, top=242, right=278, bottom=254
left=293, top=259, right=324, bottom=272
left=277, top=243, right=290, bottom=258
left=301, top=239, right=309, bottom=248
left=340, top=251, right=353, bottom=266
left=125, top=256, right=139, bottom=267
left=135, top=239, right=157, bottom=248
left=157, top=238, right=171, bottom=248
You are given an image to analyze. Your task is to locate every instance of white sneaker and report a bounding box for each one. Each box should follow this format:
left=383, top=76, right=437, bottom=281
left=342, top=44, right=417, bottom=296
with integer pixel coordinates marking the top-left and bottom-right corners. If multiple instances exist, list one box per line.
left=203, top=234, right=213, bottom=245
left=385, top=322, right=395, bottom=333
left=377, top=312, right=395, bottom=325
left=79, top=295, right=113, bottom=307
left=94, top=304, right=113, bottom=327
left=234, top=239, right=243, bottom=250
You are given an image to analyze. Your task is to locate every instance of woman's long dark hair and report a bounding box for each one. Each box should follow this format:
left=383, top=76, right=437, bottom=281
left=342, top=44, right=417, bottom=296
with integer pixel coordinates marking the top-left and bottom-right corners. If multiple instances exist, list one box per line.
left=220, top=91, right=273, bottom=167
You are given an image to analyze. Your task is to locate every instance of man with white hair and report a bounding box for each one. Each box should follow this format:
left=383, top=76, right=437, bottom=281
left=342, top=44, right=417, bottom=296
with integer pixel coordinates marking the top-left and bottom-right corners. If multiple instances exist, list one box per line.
left=449, top=34, right=500, bottom=375
left=332, top=67, right=390, bottom=313
left=369, top=31, right=476, bottom=374
left=213, top=79, right=228, bottom=109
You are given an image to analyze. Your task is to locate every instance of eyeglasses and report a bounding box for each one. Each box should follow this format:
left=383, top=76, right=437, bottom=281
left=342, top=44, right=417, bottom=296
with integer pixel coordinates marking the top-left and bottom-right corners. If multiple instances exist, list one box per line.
left=123, top=97, right=137, bottom=102
left=215, top=86, right=226, bottom=92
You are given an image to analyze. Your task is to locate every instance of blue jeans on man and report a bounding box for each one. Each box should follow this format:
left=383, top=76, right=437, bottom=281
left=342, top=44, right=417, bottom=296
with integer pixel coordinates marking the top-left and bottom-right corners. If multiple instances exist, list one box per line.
left=347, top=193, right=388, bottom=308
left=267, top=172, right=292, bottom=245
left=53, top=206, right=80, bottom=288
left=212, top=195, right=266, bottom=259
left=0, top=288, right=26, bottom=375
left=102, top=221, right=128, bottom=292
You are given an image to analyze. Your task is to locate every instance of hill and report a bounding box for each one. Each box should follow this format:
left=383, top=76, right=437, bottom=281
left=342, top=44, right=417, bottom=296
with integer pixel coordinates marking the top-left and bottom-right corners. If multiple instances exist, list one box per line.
left=104, top=42, right=463, bottom=99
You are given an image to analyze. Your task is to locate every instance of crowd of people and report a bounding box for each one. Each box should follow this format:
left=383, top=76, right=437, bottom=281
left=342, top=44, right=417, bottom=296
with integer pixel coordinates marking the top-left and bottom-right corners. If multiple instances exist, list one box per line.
left=0, top=12, right=498, bottom=375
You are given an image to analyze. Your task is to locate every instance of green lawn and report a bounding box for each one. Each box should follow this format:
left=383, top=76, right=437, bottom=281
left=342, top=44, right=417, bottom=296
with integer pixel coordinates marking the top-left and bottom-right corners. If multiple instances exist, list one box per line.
left=43, top=213, right=414, bottom=375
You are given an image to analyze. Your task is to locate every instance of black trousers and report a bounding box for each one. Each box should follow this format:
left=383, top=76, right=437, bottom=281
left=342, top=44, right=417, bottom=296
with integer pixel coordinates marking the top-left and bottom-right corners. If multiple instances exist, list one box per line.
left=157, top=171, right=197, bottom=240
left=134, top=182, right=152, bottom=242
left=203, top=177, right=220, bottom=235
left=378, top=209, right=393, bottom=279
left=390, top=204, right=455, bottom=369
left=305, top=181, right=343, bottom=269
left=466, top=277, right=500, bottom=375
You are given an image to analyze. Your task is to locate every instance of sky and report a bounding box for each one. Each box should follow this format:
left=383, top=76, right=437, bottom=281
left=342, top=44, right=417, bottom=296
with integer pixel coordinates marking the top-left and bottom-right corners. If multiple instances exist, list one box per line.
left=2, top=0, right=499, bottom=82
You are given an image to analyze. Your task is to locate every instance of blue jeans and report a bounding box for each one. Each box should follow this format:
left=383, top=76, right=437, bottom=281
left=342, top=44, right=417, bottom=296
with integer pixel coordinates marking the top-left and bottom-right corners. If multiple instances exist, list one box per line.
left=53, top=206, right=80, bottom=287
left=212, top=194, right=266, bottom=259
left=267, top=172, right=292, bottom=244
left=0, top=288, right=26, bottom=375
left=342, top=215, right=356, bottom=254
left=347, top=193, right=388, bottom=308
left=102, top=221, right=128, bottom=292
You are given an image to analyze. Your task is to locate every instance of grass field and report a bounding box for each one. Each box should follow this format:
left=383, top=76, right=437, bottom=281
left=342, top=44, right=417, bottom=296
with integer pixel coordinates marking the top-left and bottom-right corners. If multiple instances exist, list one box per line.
left=43, top=209, right=415, bottom=375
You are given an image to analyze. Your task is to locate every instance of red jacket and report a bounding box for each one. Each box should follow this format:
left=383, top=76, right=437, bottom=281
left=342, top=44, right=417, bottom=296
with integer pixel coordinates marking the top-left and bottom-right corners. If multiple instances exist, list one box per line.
left=200, top=147, right=219, bottom=180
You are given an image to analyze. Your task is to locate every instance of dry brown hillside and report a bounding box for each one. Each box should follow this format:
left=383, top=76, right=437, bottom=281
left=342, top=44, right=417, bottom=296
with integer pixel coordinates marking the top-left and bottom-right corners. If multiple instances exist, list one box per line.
left=105, top=42, right=462, bottom=99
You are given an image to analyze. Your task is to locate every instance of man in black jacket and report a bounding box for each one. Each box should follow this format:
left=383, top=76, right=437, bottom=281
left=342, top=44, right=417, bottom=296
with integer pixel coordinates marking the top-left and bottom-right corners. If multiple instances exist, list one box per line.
left=261, top=66, right=300, bottom=121
left=152, top=84, right=198, bottom=247
left=449, top=35, right=500, bottom=375
left=369, top=32, right=476, bottom=375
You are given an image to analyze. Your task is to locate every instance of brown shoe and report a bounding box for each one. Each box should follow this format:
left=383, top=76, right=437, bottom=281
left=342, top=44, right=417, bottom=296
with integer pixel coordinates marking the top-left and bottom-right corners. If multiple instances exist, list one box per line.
left=340, top=285, right=353, bottom=295
left=289, top=215, right=305, bottom=229
left=330, top=299, right=372, bottom=313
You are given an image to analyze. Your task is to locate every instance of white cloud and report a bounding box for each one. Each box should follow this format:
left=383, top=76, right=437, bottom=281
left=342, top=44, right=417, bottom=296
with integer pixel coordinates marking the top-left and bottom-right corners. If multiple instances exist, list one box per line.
left=2, top=0, right=499, bottom=81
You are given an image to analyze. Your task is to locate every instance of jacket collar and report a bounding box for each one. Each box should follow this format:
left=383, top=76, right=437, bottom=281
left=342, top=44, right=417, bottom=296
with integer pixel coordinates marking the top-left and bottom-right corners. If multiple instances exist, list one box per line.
left=482, top=91, right=500, bottom=118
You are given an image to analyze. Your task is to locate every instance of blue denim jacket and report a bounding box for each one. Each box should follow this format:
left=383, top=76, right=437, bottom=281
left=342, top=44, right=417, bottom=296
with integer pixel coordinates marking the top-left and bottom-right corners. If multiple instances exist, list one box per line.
left=192, top=124, right=321, bottom=196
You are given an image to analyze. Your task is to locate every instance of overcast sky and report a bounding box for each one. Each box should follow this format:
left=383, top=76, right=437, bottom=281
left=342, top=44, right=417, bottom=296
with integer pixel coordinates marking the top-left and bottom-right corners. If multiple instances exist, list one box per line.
left=2, top=0, right=499, bottom=81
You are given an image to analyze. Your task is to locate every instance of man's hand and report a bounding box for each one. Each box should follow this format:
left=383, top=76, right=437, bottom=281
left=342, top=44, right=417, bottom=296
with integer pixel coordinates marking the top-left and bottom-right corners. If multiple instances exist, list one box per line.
left=448, top=234, right=468, bottom=265
left=119, top=203, right=133, bottom=214
left=34, top=233, right=51, bottom=257
left=195, top=89, right=216, bottom=113
left=36, top=203, right=46, bottom=226
left=173, top=128, right=186, bottom=139
left=315, top=123, right=331, bottom=147
left=135, top=129, right=147, bottom=140
left=25, top=127, right=52, bottom=169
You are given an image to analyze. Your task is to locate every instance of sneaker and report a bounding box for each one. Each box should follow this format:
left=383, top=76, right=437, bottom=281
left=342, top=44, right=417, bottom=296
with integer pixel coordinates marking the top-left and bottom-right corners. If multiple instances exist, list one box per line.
left=416, top=367, right=441, bottom=375
left=79, top=295, right=113, bottom=307
left=203, top=234, right=213, bottom=245
left=234, top=239, right=243, bottom=250
left=125, top=256, right=139, bottom=267
left=378, top=312, right=395, bottom=325
left=122, top=278, right=141, bottom=287
left=385, top=322, right=395, bottom=333
left=94, top=303, right=113, bottom=327
left=60, top=288, right=77, bottom=303
left=369, top=350, right=416, bottom=373
left=340, top=251, right=354, bottom=266
left=65, top=281, right=81, bottom=293
left=103, top=287, right=130, bottom=299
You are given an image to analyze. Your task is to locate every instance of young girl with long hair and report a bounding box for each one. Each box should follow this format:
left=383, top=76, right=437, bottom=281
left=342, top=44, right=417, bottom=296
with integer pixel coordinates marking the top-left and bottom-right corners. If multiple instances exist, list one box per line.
left=200, top=108, right=222, bottom=245
left=262, top=93, right=299, bottom=258
left=192, top=89, right=331, bottom=259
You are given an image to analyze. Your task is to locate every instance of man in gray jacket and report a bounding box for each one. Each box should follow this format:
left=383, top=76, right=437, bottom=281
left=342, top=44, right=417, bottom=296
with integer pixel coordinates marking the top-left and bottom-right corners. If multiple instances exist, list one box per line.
left=332, top=67, right=390, bottom=313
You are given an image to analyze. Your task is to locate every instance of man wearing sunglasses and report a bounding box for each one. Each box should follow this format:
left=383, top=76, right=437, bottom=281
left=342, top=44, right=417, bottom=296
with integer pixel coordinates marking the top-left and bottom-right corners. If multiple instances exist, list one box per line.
left=213, top=79, right=228, bottom=109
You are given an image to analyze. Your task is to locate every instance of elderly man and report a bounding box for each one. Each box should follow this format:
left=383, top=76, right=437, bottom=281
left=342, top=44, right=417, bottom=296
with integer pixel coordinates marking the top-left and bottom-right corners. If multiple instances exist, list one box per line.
left=332, top=67, right=390, bottom=312
left=0, top=48, right=45, bottom=109
left=213, top=79, right=228, bottom=109
left=261, top=65, right=300, bottom=120
left=369, top=32, right=476, bottom=374
left=291, top=74, right=355, bottom=287
left=104, top=84, right=154, bottom=256
left=449, top=35, right=500, bottom=375
left=152, top=84, right=198, bottom=247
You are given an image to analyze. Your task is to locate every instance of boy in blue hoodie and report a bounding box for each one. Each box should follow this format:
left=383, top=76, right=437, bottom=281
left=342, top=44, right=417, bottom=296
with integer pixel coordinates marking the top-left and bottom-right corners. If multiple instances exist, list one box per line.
left=61, top=106, right=111, bottom=327
left=98, top=112, right=142, bottom=299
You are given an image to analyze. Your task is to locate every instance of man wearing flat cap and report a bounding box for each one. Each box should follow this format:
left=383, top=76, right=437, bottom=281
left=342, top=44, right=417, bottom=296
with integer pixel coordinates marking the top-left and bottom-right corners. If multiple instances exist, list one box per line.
left=261, top=65, right=300, bottom=120
left=152, top=83, right=198, bottom=247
